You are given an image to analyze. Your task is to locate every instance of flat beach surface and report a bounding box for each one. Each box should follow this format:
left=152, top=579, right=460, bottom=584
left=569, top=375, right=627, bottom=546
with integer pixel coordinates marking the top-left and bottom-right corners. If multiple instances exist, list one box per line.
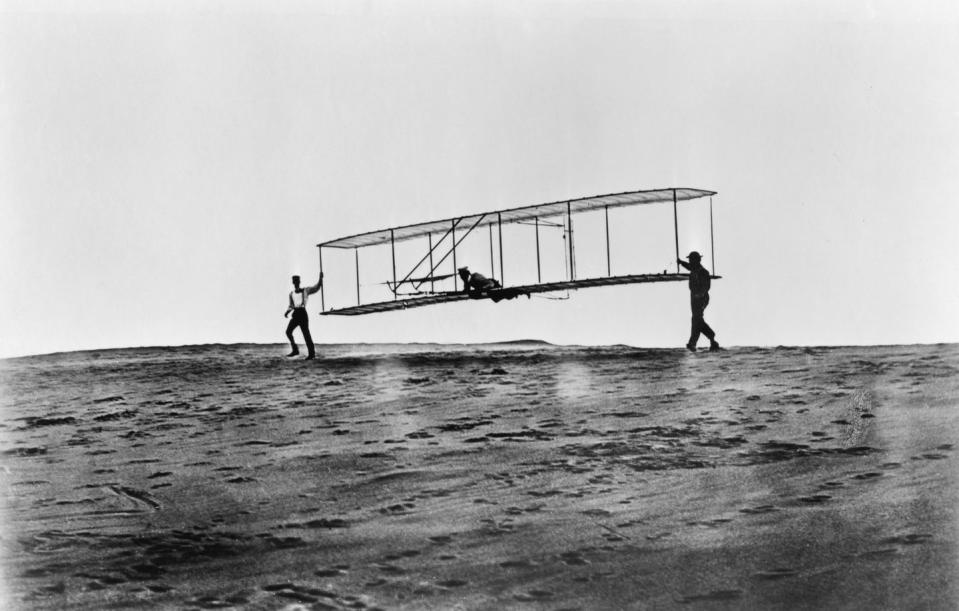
left=1, top=343, right=957, bottom=610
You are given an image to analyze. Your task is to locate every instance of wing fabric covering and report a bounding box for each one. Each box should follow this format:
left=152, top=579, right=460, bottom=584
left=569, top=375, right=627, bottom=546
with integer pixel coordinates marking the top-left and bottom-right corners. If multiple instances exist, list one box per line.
left=319, top=188, right=716, bottom=249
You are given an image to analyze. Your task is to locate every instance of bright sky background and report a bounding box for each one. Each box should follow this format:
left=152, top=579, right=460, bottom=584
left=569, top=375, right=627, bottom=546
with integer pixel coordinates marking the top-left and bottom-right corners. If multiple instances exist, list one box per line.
left=2, top=0, right=958, bottom=358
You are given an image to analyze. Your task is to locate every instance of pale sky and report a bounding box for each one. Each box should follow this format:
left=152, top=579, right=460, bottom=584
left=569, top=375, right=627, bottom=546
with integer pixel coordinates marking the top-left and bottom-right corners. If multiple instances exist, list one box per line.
left=2, top=0, right=958, bottom=358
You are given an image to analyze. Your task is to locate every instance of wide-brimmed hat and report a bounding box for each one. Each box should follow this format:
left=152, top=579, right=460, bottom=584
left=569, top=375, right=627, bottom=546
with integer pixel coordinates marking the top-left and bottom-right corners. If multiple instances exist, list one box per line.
left=457, top=267, right=470, bottom=272
left=687, top=251, right=702, bottom=261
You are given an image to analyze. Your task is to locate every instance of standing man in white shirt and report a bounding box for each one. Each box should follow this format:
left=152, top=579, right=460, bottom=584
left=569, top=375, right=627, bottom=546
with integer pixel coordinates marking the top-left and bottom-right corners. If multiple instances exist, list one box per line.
left=284, top=272, right=323, bottom=359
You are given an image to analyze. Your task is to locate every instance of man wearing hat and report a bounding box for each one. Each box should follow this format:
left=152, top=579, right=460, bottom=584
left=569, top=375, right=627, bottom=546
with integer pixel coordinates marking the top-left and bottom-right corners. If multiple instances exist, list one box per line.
left=678, top=252, right=720, bottom=352
left=284, top=272, right=323, bottom=359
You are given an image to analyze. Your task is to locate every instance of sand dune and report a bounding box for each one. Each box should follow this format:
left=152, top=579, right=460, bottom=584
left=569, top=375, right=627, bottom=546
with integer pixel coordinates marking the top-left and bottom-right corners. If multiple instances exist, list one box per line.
left=1, top=343, right=957, bottom=609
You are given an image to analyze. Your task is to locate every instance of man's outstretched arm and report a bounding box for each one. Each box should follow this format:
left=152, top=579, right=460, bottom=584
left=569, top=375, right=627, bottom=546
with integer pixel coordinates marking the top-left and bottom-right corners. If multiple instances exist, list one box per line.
left=677, top=258, right=691, bottom=271
left=305, top=272, right=324, bottom=295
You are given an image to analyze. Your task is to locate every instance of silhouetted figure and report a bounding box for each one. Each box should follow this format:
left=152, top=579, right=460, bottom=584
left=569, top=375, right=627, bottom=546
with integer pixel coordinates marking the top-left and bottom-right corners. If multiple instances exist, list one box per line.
left=458, top=267, right=501, bottom=296
left=284, top=272, right=323, bottom=359
left=457, top=267, right=531, bottom=303
left=678, top=252, right=720, bottom=352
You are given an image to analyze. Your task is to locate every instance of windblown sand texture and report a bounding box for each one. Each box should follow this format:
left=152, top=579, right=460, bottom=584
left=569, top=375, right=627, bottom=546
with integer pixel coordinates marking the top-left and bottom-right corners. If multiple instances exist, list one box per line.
left=1, top=343, right=958, bottom=609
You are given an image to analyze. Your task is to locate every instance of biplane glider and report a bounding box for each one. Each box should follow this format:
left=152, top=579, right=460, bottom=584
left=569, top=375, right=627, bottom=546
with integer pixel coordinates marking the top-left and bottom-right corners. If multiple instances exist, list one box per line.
left=316, top=188, right=719, bottom=315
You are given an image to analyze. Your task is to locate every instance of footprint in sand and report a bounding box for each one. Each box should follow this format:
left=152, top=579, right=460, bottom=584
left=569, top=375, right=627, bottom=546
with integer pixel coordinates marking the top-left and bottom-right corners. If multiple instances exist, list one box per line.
left=581, top=508, right=612, bottom=517
left=856, top=548, right=900, bottom=559
left=262, top=583, right=339, bottom=607
left=282, top=518, right=349, bottom=529
left=679, top=589, right=743, bottom=603
left=106, top=485, right=161, bottom=512
left=739, top=505, right=778, bottom=515
left=688, top=517, right=734, bottom=528
left=405, top=431, right=434, bottom=439
left=187, top=595, right=239, bottom=609
left=560, top=551, right=590, bottom=566
left=819, top=481, right=846, bottom=490
left=225, top=476, right=257, bottom=484
left=754, top=568, right=798, bottom=580
left=514, top=589, right=555, bottom=602
left=883, top=533, right=933, bottom=545
left=500, top=559, right=536, bottom=569
left=798, top=494, right=832, bottom=504
left=382, top=550, right=421, bottom=561
left=852, top=472, right=883, bottom=481
left=379, top=502, right=415, bottom=515
left=646, top=532, right=673, bottom=541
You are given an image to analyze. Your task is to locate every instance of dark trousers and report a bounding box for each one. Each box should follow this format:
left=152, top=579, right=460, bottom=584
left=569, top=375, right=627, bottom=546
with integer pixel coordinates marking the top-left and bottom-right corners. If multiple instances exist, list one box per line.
left=689, top=294, right=716, bottom=346
left=286, top=308, right=315, bottom=356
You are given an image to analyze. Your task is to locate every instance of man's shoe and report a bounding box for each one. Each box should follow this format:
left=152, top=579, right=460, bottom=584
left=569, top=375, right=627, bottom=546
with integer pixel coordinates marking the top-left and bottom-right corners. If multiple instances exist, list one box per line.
left=686, top=342, right=697, bottom=352
left=286, top=350, right=299, bottom=357
left=709, top=341, right=721, bottom=351
left=305, top=354, right=316, bottom=360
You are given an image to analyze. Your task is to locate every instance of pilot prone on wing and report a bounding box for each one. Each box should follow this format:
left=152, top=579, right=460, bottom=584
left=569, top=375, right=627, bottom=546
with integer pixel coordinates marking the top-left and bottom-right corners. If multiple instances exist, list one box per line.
left=458, top=267, right=501, bottom=296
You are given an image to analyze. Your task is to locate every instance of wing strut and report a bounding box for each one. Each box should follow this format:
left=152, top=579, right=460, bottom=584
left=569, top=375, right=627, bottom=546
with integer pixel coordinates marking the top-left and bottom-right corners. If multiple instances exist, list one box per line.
left=535, top=217, right=541, bottom=283
left=672, top=189, right=680, bottom=273
left=710, top=195, right=716, bottom=275
left=428, top=233, right=435, bottom=293
left=497, top=212, right=504, bottom=285
left=318, top=245, right=325, bottom=313
left=390, top=229, right=397, bottom=300
left=605, top=205, right=611, bottom=276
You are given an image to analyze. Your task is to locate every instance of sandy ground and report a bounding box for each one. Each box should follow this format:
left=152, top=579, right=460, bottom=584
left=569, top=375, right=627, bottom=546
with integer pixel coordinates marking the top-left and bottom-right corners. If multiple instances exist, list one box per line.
left=1, top=342, right=957, bottom=610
